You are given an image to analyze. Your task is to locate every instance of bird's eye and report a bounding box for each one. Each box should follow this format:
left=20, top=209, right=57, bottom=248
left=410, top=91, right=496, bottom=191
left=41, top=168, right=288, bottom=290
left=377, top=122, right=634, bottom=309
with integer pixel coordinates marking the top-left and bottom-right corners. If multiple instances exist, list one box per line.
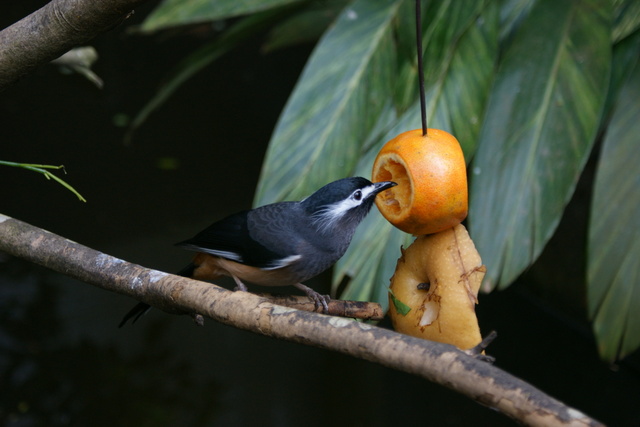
left=353, top=190, right=363, bottom=201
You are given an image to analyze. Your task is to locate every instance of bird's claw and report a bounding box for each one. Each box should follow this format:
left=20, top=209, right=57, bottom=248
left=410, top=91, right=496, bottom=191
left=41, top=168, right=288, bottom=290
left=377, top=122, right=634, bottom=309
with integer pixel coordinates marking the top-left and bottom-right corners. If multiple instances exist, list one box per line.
left=310, top=293, right=330, bottom=314
left=294, top=283, right=330, bottom=314
left=232, top=275, right=248, bottom=292
left=463, top=330, right=497, bottom=363
left=191, top=313, right=205, bottom=326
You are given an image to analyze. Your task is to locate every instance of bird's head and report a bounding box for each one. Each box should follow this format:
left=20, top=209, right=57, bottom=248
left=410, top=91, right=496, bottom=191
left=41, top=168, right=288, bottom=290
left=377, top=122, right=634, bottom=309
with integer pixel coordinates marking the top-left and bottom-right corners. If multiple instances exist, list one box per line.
left=302, top=177, right=396, bottom=234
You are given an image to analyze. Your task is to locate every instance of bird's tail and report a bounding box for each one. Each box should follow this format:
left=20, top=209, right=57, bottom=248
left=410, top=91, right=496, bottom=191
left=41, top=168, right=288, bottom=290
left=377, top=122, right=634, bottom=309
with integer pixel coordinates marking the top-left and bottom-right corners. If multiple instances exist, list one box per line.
left=118, top=263, right=197, bottom=327
left=117, top=302, right=150, bottom=328
left=176, top=262, right=197, bottom=277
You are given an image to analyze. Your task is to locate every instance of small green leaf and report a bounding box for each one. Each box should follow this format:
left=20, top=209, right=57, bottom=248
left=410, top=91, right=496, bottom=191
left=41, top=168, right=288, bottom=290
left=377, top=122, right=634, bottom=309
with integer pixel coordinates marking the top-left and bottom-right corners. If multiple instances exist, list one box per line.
left=0, top=161, right=86, bottom=202
left=388, top=288, right=411, bottom=316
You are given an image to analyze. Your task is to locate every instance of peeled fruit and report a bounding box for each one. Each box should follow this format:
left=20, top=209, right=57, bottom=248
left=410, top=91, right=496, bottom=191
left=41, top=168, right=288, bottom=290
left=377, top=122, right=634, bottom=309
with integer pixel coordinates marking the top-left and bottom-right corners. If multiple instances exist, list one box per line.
left=372, top=128, right=467, bottom=235
left=388, top=224, right=485, bottom=350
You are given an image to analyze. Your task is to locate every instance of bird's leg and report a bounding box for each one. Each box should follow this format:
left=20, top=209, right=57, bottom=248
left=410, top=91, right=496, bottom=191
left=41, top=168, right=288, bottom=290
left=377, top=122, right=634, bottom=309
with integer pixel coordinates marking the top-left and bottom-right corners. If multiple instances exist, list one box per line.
left=294, top=283, right=330, bottom=314
left=231, top=275, right=248, bottom=292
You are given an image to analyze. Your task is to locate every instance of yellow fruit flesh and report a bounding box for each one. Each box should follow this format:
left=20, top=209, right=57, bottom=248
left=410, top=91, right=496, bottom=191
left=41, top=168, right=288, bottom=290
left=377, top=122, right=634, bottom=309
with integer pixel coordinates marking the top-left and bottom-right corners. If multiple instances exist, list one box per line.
left=388, top=224, right=485, bottom=350
left=373, top=154, right=412, bottom=219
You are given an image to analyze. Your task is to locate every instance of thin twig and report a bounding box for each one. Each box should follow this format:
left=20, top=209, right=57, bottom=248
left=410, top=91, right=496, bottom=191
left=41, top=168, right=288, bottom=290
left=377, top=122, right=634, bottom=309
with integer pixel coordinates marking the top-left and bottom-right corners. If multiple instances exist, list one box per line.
left=0, top=160, right=86, bottom=202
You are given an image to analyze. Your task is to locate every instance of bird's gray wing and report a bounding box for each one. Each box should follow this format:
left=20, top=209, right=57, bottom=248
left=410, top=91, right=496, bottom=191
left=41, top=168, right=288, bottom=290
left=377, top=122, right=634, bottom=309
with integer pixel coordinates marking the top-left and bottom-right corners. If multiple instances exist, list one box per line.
left=176, top=208, right=292, bottom=269
left=245, top=202, right=306, bottom=269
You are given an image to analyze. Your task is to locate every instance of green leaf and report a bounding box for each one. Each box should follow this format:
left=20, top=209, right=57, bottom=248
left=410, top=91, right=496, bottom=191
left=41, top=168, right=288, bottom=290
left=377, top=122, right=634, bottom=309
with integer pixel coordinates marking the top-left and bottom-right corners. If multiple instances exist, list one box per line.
left=0, top=161, right=86, bottom=202
left=254, top=0, right=402, bottom=206
left=389, top=288, right=411, bottom=316
left=468, top=0, right=611, bottom=290
left=441, top=0, right=499, bottom=160
left=498, top=0, right=536, bottom=43
left=395, top=0, right=498, bottom=159
left=603, top=29, right=640, bottom=118
left=140, top=0, right=303, bottom=32
left=613, top=0, right=640, bottom=42
left=587, top=53, right=640, bottom=362
left=331, top=1, right=498, bottom=306
left=263, top=0, right=346, bottom=53
left=390, top=0, right=424, bottom=113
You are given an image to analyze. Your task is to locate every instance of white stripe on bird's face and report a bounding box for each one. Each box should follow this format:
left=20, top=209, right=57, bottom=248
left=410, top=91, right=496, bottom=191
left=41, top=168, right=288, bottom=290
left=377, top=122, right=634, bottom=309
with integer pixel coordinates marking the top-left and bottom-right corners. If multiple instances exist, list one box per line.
left=311, top=184, right=379, bottom=233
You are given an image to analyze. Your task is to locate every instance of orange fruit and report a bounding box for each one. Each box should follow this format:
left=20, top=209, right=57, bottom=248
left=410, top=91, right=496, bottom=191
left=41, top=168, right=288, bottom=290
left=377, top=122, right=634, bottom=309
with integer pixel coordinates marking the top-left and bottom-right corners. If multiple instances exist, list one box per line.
left=372, top=128, right=467, bottom=235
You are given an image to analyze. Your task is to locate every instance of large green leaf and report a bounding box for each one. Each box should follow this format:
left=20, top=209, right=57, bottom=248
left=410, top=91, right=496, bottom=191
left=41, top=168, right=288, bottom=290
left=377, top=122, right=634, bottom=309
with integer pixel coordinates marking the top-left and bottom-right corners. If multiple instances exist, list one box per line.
left=440, top=0, right=499, bottom=160
left=603, top=30, right=640, bottom=118
left=468, top=0, right=611, bottom=291
left=254, top=0, right=402, bottom=206
left=498, top=0, right=536, bottom=43
left=588, top=46, right=640, bottom=362
left=140, top=0, right=303, bottom=32
left=394, top=0, right=497, bottom=159
left=332, top=1, right=499, bottom=305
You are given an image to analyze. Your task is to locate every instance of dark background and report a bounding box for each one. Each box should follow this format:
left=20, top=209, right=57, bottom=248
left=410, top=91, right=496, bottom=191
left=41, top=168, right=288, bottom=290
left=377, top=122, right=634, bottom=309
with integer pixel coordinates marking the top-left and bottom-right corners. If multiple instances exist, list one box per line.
left=1, top=1, right=639, bottom=426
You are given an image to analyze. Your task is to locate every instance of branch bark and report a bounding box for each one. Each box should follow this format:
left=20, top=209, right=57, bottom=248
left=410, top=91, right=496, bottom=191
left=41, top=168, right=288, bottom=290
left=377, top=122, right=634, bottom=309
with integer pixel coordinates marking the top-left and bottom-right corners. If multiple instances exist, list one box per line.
left=0, top=0, right=149, bottom=90
left=0, top=213, right=603, bottom=427
left=256, top=294, right=384, bottom=320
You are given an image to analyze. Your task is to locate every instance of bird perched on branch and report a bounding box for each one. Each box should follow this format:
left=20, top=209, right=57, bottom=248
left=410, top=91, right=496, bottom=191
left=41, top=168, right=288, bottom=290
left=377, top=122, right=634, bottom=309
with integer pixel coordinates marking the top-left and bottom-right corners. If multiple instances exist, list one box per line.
left=119, top=177, right=396, bottom=326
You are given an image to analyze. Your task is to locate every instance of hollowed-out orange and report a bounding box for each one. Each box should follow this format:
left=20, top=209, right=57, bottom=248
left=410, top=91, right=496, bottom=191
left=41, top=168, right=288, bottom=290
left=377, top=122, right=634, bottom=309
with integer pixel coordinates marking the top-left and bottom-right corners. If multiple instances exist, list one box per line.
left=372, top=128, right=467, bottom=235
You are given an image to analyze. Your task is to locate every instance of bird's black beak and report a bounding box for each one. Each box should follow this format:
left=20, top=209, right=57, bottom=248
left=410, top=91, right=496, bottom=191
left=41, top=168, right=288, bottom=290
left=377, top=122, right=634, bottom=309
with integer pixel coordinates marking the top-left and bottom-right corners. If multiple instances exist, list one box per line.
left=372, top=181, right=397, bottom=195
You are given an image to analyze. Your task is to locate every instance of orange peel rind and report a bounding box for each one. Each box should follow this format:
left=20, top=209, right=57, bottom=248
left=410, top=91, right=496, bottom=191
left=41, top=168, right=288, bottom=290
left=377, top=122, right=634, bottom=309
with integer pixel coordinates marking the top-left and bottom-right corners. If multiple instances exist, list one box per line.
left=372, top=128, right=468, bottom=235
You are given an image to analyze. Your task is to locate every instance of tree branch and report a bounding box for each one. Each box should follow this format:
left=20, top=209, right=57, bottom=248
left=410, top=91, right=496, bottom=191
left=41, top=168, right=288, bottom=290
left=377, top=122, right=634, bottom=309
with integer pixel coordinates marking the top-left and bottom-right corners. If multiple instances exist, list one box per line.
left=0, top=0, right=149, bottom=90
left=256, top=294, right=384, bottom=320
left=0, top=213, right=603, bottom=427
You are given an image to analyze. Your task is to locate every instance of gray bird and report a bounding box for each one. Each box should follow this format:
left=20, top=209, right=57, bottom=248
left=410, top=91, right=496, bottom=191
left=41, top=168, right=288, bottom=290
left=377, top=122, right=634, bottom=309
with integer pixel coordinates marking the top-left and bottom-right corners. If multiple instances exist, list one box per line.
left=119, top=177, right=396, bottom=326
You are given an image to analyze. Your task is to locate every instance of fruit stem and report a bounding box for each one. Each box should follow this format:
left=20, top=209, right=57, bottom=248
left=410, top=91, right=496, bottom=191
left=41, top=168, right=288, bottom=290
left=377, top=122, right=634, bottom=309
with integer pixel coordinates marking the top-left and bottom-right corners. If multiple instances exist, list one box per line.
left=415, top=0, right=427, bottom=137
